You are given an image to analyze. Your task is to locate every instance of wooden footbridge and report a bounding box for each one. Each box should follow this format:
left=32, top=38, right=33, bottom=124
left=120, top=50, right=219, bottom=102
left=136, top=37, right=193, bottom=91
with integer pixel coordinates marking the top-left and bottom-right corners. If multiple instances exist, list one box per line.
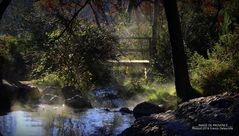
left=109, top=37, right=153, bottom=79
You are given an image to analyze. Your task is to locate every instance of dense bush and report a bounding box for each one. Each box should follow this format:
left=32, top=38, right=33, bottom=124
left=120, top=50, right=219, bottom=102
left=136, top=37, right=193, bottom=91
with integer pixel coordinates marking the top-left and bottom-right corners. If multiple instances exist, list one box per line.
left=151, top=29, right=173, bottom=82
left=35, top=21, right=119, bottom=89
left=189, top=30, right=239, bottom=96
left=122, top=78, right=146, bottom=98
left=0, top=35, right=27, bottom=80
left=180, top=2, right=212, bottom=58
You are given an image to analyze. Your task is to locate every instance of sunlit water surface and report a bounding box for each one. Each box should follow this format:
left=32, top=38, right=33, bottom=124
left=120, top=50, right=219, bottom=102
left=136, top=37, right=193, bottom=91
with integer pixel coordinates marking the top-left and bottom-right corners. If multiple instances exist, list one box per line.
left=0, top=105, right=134, bottom=136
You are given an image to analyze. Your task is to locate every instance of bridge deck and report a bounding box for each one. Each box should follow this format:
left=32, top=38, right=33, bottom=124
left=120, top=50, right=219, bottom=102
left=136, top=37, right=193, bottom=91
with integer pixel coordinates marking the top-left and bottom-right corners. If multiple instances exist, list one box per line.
left=108, top=60, right=150, bottom=64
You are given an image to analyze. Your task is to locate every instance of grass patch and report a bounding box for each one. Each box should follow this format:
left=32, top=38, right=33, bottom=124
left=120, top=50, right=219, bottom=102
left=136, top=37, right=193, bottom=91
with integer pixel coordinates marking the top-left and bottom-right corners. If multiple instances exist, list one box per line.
left=32, top=73, right=64, bottom=87
left=142, top=83, right=178, bottom=109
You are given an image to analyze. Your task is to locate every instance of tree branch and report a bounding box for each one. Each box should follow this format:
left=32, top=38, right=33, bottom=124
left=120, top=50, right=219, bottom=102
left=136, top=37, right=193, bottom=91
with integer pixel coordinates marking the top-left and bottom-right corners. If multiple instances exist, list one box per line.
left=89, top=1, right=101, bottom=28
left=210, top=0, right=222, bottom=38
left=48, top=0, right=90, bottom=44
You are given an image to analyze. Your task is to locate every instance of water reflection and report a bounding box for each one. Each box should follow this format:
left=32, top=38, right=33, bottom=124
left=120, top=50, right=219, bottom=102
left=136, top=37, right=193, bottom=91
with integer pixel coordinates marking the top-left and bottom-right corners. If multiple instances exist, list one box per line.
left=0, top=105, right=134, bottom=136
left=93, top=87, right=125, bottom=108
left=0, top=111, right=44, bottom=136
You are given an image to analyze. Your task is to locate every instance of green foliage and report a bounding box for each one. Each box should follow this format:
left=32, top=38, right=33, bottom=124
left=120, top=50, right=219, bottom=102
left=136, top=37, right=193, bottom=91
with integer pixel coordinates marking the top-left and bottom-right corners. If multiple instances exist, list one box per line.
left=0, top=35, right=27, bottom=80
left=123, top=78, right=146, bottom=97
left=123, top=79, right=177, bottom=109
left=0, top=35, right=17, bottom=56
left=223, top=0, right=239, bottom=27
left=142, top=83, right=177, bottom=109
left=151, top=29, right=174, bottom=81
left=180, top=2, right=212, bottom=57
left=32, top=73, right=63, bottom=87
left=121, top=77, right=177, bottom=109
left=35, top=21, right=119, bottom=89
left=189, top=32, right=239, bottom=96
left=220, top=12, right=232, bottom=35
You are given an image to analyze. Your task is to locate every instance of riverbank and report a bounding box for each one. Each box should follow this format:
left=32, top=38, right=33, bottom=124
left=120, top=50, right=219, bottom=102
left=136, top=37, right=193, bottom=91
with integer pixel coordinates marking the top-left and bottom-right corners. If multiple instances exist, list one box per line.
left=1, top=79, right=238, bottom=136
left=120, top=92, right=239, bottom=136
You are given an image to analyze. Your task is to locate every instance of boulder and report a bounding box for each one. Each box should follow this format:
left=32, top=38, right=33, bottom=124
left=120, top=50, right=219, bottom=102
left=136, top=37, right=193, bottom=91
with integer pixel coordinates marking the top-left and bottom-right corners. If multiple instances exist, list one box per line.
left=119, top=117, right=163, bottom=136
left=42, top=86, right=61, bottom=96
left=40, top=93, right=63, bottom=105
left=208, top=98, right=233, bottom=108
left=65, top=95, right=92, bottom=109
left=62, top=86, right=92, bottom=109
left=104, top=108, right=111, bottom=112
left=133, top=102, right=165, bottom=119
left=119, top=107, right=132, bottom=114
left=175, top=92, right=239, bottom=135
left=62, top=86, right=82, bottom=99
left=17, top=84, right=41, bottom=103
left=121, top=92, right=239, bottom=136
left=120, top=113, right=194, bottom=136
left=0, top=84, right=14, bottom=111
left=0, top=80, right=41, bottom=105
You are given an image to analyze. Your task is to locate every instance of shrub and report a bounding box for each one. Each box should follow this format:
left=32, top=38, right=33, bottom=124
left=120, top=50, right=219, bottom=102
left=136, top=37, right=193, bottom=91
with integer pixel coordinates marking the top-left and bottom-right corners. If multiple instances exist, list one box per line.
left=121, top=78, right=146, bottom=98
left=32, top=73, right=63, bottom=87
left=151, top=24, right=174, bottom=82
left=0, top=35, right=27, bottom=80
left=142, top=83, right=177, bottom=109
left=189, top=32, right=239, bottom=96
left=35, top=21, right=119, bottom=89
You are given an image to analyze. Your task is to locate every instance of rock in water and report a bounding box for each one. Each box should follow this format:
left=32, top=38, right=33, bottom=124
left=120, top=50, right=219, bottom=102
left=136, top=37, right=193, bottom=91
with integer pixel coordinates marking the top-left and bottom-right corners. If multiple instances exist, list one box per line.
left=40, top=93, right=63, bottom=105
left=133, top=102, right=165, bottom=119
left=62, top=86, right=92, bottom=108
left=17, top=84, right=41, bottom=103
left=62, top=86, right=82, bottom=99
left=65, top=95, right=92, bottom=109
left=0, top=80, right=41, bottom=106
left=119, top=107, right=132, bottom=114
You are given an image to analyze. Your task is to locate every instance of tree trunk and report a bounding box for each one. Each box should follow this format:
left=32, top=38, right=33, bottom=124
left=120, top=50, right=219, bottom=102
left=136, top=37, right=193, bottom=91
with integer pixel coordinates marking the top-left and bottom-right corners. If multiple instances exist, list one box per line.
left=210, top=0, right=221, bottom=39
left=0, top=0, right=12, bottom=85
left=151, top=0, right=160, bottom=59
left=0, top=0, right=11, bottom=20
left=0, top=56, right=3, bottom=85
left=163, top=0, right=195, bottom=101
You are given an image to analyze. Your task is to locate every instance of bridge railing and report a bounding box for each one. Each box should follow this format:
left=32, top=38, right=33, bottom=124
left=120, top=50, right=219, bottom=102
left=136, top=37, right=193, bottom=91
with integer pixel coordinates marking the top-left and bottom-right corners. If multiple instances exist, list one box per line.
left=110, top=37, right=152, bottom=79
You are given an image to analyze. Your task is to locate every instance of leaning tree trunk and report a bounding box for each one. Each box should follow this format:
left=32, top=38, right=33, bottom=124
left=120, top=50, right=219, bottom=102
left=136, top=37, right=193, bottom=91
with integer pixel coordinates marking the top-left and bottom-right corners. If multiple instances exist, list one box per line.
left=163, top=0, right=195, bottom=101
left=0, top=0, right=12, bottom=85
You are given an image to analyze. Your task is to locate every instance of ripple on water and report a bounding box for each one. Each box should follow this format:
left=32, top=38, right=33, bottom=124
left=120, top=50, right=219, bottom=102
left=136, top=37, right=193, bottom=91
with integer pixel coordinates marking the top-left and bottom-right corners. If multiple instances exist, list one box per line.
left=0, top=106, right=134, bottom=136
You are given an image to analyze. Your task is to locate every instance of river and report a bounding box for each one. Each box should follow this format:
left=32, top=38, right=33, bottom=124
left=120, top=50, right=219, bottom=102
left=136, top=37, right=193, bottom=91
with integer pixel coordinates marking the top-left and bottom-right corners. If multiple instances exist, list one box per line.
left=0, top=87, right=134, bottom=136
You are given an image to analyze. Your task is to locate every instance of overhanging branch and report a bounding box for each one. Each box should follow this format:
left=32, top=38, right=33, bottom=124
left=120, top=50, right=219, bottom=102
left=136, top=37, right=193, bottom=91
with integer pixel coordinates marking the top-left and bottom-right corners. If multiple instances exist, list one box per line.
left=48, top=0, right=90, bottom=44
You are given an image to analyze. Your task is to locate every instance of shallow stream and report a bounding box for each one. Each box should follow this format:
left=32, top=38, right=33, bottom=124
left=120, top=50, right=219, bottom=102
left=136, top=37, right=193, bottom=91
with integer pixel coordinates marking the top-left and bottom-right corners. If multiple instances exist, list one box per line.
left=0, top=87, right=134, bottom=136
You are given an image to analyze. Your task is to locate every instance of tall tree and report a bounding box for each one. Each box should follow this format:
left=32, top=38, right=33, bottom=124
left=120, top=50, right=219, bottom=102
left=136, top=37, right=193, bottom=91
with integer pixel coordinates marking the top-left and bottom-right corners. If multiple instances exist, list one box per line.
left=0, top=0, right=12, bottom=85
left=151, top=0, right=160, bottom=59
left=163, top=0, right=197, bottom=101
